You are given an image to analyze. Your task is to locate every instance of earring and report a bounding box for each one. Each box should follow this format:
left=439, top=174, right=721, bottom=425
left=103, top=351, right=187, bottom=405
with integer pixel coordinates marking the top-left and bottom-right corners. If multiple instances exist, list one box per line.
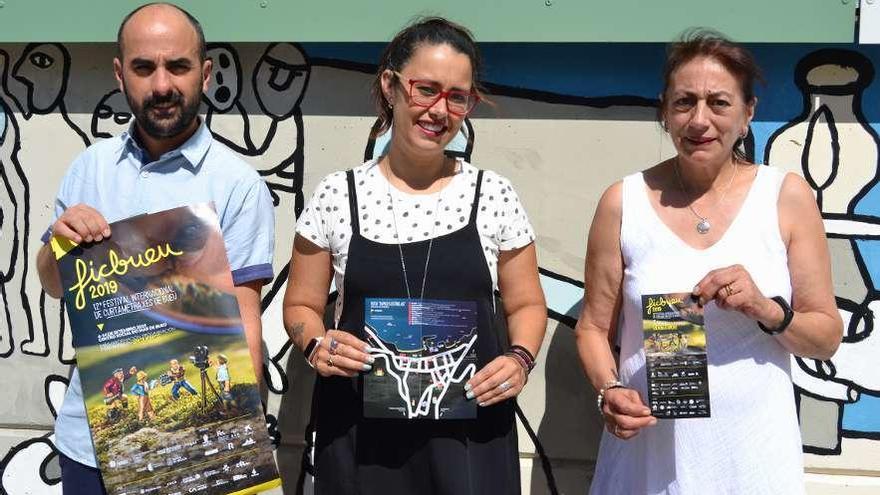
left=740, top=128, right=749, bottom=140
left=661, top=121, right=669, bottom=132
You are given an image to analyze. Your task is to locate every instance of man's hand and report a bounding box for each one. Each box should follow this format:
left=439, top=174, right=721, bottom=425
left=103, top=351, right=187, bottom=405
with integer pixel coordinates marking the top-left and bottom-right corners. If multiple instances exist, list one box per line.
left=52, top=204, right=111, bottom=244
left=38, top=204, right=112, bottom=298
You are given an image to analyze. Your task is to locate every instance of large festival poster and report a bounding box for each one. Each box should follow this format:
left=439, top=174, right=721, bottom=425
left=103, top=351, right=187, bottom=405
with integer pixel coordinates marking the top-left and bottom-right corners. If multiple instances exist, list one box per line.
left=363, top=298, right=478, bottom=419
left=52, top=204, right=280, bottom=495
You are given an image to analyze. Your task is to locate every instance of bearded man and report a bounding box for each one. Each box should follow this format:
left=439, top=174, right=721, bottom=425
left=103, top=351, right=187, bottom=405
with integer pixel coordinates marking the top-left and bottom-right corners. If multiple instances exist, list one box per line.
left=35, top=4, right=274, bottom=493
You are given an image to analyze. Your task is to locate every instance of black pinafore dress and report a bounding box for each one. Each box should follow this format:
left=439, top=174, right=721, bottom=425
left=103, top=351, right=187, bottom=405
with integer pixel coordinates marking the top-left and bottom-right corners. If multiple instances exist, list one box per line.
left=311, top=169, right=520, bottom=494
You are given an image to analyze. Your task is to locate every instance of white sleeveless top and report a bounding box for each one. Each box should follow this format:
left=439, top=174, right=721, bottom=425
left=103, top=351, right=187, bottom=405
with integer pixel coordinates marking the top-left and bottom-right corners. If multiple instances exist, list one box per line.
left=589, top=166, right=805, bottom=495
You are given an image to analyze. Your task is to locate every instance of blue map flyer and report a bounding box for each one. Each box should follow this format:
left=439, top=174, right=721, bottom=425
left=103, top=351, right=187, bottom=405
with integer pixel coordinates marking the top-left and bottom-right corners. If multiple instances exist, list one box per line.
left=363, top=298, right=478, bottom=419
left=52, top=203, right=280, bottom=495
left=642, top=292, right=710, bottom=419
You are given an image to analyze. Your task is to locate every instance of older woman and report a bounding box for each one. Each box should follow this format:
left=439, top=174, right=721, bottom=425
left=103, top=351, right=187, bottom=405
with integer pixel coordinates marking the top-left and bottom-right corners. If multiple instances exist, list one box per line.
left=575, top=32, right=842, bottom=494
left=282, top=17, right=546, bottom=494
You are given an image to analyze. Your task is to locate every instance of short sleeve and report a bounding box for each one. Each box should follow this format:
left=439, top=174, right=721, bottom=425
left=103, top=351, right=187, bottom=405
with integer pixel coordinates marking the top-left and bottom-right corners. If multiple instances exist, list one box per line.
left=222, top=177, right=275, bottom=286
left=491, top=174, right=535, bottom=251
left=41, top=154, right=87, bottom=244
left=296, top=172, right=345, bottom=250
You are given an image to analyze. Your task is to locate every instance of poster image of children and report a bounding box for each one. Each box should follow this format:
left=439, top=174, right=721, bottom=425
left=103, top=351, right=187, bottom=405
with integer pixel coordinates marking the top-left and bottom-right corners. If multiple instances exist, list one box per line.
left=102, top=366, right=137, bottom=422
left=168, top=359, right=198, bottom=400
left=130, top=371, right=156, bottom=423
left=215, top=354, right=233, bottom=403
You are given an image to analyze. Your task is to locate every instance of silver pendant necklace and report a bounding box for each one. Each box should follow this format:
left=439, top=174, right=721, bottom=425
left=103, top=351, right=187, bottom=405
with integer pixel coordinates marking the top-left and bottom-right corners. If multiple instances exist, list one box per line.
left=383, top=160, right=447, bottom=299
left=673, top=159, right=738, bottom=235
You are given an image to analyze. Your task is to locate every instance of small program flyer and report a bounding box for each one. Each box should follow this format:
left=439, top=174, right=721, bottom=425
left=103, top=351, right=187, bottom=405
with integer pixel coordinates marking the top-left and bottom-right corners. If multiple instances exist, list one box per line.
left=53, top=203, right=280, bottom=495
left=642, top=292, right=710, bottom=419
left=363, top=298, right=478, bottom=419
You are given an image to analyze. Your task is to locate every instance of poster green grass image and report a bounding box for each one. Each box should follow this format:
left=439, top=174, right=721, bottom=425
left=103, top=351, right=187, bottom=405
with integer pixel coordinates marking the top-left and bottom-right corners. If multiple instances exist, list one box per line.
left=55, top=204, right=279, bottom=495
left=78, top=330, right=273, bottom=492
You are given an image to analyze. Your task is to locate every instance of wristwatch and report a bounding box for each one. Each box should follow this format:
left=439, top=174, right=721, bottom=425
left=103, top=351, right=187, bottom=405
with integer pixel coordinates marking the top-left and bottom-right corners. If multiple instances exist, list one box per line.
left=758, top=296, right=793, bottom=335
left=302, top=336, right=323, bottom=367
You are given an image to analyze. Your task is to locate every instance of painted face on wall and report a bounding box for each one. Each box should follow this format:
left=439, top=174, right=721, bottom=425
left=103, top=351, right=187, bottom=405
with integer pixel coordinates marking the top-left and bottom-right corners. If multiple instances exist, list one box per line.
left=91, top=89, right=133, bottom=139
left=12, top=43, right=68, bottom=115
left=204, top=44, right=241, bottom=113
left=381, top=43, right=474, bottom=158
left=253, top=43, right=309, bottom=119
left=662, top=56, right=755, bottom=166
left=113, top=6, right=211, bottom=139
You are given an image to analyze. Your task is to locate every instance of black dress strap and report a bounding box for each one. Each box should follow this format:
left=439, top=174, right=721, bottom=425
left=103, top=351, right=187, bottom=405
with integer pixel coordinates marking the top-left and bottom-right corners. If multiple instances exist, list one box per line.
left=469, top=170, right=485, bottom=225
left=346, top=170, right=360, bottom=233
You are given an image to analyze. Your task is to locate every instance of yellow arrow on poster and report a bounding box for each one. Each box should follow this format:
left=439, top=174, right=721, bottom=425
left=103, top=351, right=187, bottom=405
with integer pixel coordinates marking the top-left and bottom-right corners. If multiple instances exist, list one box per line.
left=97, top=323, right=104, bottom=332
left=50, top=235, right=79, bottom=260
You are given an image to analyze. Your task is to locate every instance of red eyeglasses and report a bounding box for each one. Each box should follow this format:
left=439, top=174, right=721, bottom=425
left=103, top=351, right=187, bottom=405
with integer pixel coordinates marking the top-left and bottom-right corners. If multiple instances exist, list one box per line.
left=393, top=71, right=480, bottom=116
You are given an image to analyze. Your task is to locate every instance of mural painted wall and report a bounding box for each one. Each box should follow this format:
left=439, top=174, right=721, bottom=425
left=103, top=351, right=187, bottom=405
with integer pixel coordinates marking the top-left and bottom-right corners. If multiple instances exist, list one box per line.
left=1, top=41, right=880, bottom=494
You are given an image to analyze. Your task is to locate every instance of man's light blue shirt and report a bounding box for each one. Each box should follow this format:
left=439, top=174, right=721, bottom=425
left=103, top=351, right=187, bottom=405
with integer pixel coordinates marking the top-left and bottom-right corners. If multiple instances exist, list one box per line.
left=50, top=121, right=274, bottom=467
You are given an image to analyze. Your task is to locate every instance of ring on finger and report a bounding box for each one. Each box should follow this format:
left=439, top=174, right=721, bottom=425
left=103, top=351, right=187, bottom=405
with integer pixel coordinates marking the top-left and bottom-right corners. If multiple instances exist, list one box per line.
left=723, top=283, right=734, bottom=298
left=329, top=338, right=340, bottom=356
left=498, top=380, right=511, bottom=392
left=327, top=357, right=334, bottom=368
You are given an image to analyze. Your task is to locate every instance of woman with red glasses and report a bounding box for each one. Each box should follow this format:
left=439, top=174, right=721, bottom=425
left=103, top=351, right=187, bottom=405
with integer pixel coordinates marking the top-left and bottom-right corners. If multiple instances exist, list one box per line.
left=282, top=16, right=546, bottom=494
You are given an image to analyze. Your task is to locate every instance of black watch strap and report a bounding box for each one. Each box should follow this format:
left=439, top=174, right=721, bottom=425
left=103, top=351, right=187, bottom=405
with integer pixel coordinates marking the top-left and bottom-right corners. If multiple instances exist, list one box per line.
left=303, top=337, right=320, bottom=360
left=758, top=296, right=793, bottom=335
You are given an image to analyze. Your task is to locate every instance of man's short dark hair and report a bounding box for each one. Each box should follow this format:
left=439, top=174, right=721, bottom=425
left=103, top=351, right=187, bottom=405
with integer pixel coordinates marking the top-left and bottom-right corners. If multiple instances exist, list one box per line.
left=116, top=2, right=207, bottom=62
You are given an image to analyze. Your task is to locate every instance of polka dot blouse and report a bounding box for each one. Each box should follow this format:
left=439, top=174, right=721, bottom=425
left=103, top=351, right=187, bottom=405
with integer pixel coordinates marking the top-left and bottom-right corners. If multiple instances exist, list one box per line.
left=296, top=159, right=536, bottom=316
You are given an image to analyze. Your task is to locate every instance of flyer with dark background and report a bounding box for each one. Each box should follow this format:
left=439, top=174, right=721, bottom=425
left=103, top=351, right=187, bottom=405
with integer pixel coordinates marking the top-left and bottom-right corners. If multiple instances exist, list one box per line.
left=363, top=298, right=478, bottom=420
left=642, top=292, right=710, bottom=419
left=53, top=204, right=280, bottom=495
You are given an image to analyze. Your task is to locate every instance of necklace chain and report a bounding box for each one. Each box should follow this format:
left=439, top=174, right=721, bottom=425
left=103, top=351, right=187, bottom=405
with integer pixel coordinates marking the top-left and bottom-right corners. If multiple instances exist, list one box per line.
left=383, top=160, right=448, bottom=299
left=673, top=159, right=738, bottom=234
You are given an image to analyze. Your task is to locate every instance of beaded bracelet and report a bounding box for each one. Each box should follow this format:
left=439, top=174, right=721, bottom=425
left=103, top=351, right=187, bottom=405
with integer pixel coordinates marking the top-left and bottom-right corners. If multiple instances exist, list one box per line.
left=596, top=379, right=624, bottom=415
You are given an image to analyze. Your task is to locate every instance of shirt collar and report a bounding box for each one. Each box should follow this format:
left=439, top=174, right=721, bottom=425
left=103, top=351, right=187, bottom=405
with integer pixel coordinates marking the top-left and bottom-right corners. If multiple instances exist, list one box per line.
left=117, top=119, right=212, bottom=173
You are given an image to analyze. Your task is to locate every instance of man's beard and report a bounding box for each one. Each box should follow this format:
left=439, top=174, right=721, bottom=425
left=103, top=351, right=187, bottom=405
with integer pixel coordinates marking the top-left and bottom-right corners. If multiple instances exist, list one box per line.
left=126, top=88, right=201, bottom=139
